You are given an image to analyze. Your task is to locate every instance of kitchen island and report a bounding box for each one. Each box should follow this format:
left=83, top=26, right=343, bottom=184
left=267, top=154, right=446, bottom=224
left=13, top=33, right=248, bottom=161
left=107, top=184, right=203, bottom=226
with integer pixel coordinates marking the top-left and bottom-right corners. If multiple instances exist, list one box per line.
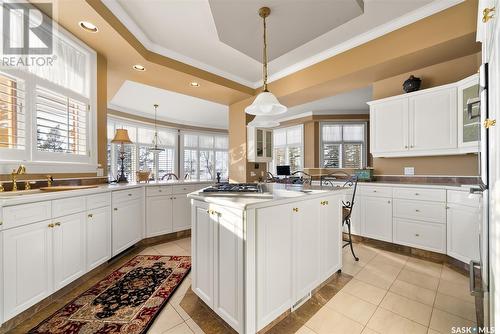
left=188, top=183, right=347, bottom=333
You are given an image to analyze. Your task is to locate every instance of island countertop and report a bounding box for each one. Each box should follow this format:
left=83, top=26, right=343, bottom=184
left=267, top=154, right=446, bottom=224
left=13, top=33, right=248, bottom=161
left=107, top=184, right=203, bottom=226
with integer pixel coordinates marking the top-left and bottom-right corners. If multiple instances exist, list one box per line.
left=187, top=183, right=348, bottom=210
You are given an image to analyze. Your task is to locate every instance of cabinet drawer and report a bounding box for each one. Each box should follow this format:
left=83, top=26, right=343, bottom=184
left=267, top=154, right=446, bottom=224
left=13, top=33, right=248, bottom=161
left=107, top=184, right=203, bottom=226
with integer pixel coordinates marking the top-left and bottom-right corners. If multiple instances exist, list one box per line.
left=53, top=197, right=86, bottom=217
left=87, top=192, right=111, bottom=210
left=394, top=218, right=446, bottom=253
left=146, top=186, right=172, bottom=197
left=173, top=184, right=207, bottom=194
left=3, top=201, right=52, bottom=229
left=447, top=190, right=481, bottom=207
left=393, top=199, right=446, bottom=224
left=112, top=187, right=143, bottom=203
left=393, top=187, right=445, bottom=202
left=359, top=186, right=392, bottom=197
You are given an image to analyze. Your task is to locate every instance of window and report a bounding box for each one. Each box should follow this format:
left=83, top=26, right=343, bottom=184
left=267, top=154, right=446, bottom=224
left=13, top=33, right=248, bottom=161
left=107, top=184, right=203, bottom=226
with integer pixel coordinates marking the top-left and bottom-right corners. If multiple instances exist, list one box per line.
left=272, top=125, right=303, bottom=173
left=181, top=133, right=228, bottom=181
left=320, top=122, right=366, bottom=169
left=0, top=11, right=96, bottom=169
left=107, top=118, right=177, bottom=181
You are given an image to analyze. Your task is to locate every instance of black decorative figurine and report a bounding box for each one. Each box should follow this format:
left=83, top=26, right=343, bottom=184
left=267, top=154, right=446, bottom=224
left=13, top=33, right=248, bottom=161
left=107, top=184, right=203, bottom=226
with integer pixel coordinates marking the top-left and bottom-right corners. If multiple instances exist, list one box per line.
left=403, top=75, right=422, bottom=93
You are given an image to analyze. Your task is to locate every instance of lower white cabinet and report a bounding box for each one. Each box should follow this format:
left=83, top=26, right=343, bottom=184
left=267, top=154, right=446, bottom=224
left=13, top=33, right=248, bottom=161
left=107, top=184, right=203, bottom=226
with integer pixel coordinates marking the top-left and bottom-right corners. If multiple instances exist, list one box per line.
left=393, top=218, right=446, bottom=253
left=86, top=206, right=111, bottom=271
left=53, top=212, right=86, bottom=290
left=112, top=196, right=143, bottom=256
left=447, top=202, right=481, bottom=263
left=361, top=196, right=393, bottom=242
left=146, top=195, right=173, bottom=237
left=293, top=200, right=320, bottom=304
left=319, top=196, right=342, bottom=282
left=3, top=220, right=53, bottom=321
left=173, top=195, right=191, bottom=232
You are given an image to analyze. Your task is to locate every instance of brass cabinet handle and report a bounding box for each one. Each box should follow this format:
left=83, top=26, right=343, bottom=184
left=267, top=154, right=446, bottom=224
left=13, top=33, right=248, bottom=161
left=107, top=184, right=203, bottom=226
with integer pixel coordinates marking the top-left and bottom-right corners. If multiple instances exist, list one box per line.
left=415, top=209, right=420, bottom=212
left=55, top=222, right=61, bottom=227
left=48, top=223, right=55, bottom=228
left=128, top=193, right=132, bottom=196
left=207, top=209, right=220, bottom=216
left=88, top=213, right=93, bottom=218
left=114, top=208, right=118, bottom=211
left=292, top=207, right=299, bottom=212
left=483, top=7, right=495, bottom=23
left=484, top=118, right=496, bottom=128
left=415, top=233, right=420, bottom=237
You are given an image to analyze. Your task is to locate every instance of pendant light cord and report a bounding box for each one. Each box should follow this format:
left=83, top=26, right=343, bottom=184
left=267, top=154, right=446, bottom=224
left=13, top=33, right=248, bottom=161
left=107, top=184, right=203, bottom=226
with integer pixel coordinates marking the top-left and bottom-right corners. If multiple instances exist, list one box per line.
left=262, top=13, right=268, bottom=92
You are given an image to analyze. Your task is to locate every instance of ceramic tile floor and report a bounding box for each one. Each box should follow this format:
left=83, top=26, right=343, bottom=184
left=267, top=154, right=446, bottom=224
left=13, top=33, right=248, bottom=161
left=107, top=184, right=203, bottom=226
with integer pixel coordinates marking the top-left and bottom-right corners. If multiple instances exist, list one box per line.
left=142, top=238, right=475, bottom=334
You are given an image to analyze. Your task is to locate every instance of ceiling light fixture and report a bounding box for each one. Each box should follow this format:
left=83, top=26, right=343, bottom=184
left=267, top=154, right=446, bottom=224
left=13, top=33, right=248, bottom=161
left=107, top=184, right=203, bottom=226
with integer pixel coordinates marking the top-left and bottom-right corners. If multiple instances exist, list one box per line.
left=133, top=64, right=146, bottom=71
left=190, top=82, right=200, bottom=87
left=247, top=115, right=280, bottom=128
left=150, top=104, right=163, bottom=153
left=79, top=21, right=98, bottom=33
left=245, top=7, right=286, bottom=125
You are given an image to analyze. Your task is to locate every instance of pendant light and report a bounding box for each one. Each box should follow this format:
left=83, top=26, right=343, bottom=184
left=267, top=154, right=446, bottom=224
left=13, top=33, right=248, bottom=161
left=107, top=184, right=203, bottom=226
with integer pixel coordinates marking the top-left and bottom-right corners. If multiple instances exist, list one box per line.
left=150, top=104, right=163, bottom=152
left=245, top=7, right=287, bottom=118
left=247, top=114, right=280, bottom=128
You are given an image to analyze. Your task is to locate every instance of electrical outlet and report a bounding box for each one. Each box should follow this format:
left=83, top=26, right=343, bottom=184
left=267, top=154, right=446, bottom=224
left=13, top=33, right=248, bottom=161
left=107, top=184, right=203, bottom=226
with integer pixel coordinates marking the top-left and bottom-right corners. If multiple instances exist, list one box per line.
left=404, top=167, right=415, bottom=176
left=250, top=171, right=256, bottom=177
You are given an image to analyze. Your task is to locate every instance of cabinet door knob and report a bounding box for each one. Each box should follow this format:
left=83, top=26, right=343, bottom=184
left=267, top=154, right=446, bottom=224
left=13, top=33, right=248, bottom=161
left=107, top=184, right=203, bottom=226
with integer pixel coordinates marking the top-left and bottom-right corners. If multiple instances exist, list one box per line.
left=483, top=7, right=495, bottom=23
left=387, top=200, right=391, bottom=204
left=48, top=223, right=55, bottom=228
left=404, top=145, right=408, bottom=149
left=88, top=213, right=93, bottom=218
left=415, top=193, right=419, bottom=196
left=415, top=209, right=420, bottom=212
left=55, top=222, right=61, bottom=227
left=128, top=193, right=132, bottom=196
left=415, top=233, right=420, bottom=237
left=114, top=208, right=118, bottom=211
left=292, top=207, right=299, bottom=212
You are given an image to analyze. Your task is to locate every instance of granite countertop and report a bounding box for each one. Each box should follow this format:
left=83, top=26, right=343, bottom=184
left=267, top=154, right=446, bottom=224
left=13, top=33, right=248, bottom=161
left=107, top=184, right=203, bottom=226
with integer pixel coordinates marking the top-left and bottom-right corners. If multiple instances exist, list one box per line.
left=0, top=180, right=215, bottom=207
left=187, top=183, right=348, bottom=210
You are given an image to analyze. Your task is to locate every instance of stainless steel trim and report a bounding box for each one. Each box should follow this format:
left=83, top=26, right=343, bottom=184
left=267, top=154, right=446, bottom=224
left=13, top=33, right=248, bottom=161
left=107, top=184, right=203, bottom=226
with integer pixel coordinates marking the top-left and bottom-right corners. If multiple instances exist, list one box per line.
left=470, top=260, right=481, bottom=296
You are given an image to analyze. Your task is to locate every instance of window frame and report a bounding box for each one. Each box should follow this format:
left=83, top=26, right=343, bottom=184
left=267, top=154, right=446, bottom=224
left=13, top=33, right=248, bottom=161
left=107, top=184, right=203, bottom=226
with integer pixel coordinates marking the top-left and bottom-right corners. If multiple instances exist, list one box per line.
left=107, top=116, right=178, bottom=182
left=0, top=20, right=97, bottom=173
left=272, top=124, right=304, bottom=173
left=319, top=121, right=368, bottom=169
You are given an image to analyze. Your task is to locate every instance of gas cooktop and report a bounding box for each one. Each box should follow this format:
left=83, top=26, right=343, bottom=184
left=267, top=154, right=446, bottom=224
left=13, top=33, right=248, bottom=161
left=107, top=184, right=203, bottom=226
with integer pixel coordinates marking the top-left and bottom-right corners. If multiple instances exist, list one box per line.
left=202, top=183, right=262, bottom=193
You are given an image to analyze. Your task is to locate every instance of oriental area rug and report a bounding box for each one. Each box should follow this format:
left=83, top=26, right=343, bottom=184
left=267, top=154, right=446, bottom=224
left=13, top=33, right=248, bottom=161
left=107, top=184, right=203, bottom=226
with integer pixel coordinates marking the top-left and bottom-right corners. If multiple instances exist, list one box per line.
left=29, top=255, right=191, bottom=334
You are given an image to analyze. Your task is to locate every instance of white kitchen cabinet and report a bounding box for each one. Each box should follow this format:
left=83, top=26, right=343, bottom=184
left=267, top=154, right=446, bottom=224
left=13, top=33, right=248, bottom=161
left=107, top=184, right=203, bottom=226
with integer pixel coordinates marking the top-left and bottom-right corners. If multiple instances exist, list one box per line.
left=247, top=127, right=273, bottom=163
left=370, top=98, right=409, bottom=154
left=457, top=74, right=480, bottom=150
left=255, top=203, right=293, bottom=329
left=292, top=200, right=320, bottom=305
left=191, top=202, right=214, bottom=307
left=3, top=220, right=53, bottom=321
left=361, top=196, right=393, bottom=242
left=112, top=196, right=143, bottom=256
left=409, top=87, right=457, bottom=152
left=213, top=205, right=244, bottom=332
left=319, top=196, right=342, bottom=282
left=53, top=212, right=86, bottom=290
left=447, top=191, right=481, bottom=263
left=86, top=206, right=111, bottom=271
left=394, top=218, right=446, bottom=253
left=172, top=195, right=191, bottom=232
left=146, top=195, right=173, bottom=237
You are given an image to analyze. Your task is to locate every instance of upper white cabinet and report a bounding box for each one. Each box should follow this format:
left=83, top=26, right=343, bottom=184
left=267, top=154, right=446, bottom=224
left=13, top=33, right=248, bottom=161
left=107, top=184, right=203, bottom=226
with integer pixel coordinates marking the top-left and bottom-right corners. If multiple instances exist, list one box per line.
left=409, top=87, right=457, bottom=152
left=247, top=127, right=273, bottom=163
left=368, top=76, right=481, bottom=157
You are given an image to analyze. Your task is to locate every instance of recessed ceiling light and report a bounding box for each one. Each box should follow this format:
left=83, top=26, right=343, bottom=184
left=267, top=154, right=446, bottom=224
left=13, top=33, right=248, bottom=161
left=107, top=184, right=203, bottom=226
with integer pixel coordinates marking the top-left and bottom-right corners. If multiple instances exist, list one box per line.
left=133, top=64, right=146, bottom=71
left=79, top=21, right=98, bottom=33
left=190, top=82, right=200, bottom=87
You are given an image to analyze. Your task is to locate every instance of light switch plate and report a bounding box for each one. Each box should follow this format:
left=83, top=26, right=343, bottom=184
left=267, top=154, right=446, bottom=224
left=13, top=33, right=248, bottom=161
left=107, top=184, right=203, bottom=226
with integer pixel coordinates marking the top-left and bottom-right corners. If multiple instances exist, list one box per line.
left=404, top=167, right=415, bottom=176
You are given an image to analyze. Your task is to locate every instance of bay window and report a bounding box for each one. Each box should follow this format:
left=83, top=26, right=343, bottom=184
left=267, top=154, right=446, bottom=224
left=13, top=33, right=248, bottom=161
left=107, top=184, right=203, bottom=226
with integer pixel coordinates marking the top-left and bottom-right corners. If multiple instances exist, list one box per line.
left=272, top=125, right=303, bottom=173
left=320, top=122, right=367, bottom=169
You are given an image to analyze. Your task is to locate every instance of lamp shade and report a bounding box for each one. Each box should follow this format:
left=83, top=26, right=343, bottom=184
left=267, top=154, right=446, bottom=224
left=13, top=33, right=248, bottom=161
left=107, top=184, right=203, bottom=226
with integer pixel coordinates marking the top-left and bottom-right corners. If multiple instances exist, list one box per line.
left=111, top=129, right=132, bottom=144
left=247, top=114, right=280, bottom=128
left=245, top=91, right=287, bottom=116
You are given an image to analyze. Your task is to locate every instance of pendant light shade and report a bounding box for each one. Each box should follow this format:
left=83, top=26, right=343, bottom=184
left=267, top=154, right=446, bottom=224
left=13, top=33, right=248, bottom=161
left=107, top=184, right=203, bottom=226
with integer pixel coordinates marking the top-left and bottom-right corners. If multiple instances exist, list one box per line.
left=247, top=114, right=280, bottom=128
left=245, top=91, right=287, bottom=116
left=245, top=6, right=287, bottom=117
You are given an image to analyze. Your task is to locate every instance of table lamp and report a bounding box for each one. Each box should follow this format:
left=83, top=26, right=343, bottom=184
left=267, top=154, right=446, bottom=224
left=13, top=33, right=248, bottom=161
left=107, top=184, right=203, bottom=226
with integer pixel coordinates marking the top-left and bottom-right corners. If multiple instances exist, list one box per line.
left=111, top=128, right=133, bottom=183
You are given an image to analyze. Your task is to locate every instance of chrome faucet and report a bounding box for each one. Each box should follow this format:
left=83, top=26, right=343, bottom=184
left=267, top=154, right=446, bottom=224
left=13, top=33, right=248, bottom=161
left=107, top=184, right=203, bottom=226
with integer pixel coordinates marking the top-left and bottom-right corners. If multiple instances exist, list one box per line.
left=11, top=165, right=26, bottom=191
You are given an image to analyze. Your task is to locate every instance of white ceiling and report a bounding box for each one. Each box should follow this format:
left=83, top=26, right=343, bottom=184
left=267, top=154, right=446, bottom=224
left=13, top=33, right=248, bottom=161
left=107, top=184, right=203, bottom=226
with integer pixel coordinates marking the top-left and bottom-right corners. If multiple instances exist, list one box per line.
left=109, top=81, right=229, bottom=129
left=275, top=86, right=372, bottom=122
left=102, top=0, right=460, bottom=88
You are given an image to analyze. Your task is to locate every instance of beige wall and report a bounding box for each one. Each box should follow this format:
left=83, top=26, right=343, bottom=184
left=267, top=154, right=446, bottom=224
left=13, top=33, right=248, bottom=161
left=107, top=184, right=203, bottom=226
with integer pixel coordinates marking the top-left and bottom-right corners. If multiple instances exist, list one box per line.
left=372, top=53, right=481, bottom=176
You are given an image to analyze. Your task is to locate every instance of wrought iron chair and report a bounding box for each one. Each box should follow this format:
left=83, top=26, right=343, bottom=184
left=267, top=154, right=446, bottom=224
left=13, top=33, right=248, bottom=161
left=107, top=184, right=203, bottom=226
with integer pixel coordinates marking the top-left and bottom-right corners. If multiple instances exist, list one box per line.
left=161, top=173, right=179, bottom=181
left=321, top=171, right=359, bottom=261
left=265, top=171, right=277, bottom=183
left=290, top=170, right=313, bottom=185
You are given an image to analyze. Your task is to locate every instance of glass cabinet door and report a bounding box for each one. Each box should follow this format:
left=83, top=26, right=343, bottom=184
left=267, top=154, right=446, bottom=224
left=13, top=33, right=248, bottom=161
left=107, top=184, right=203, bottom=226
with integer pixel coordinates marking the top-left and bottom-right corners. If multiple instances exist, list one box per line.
left=461, top=83, right=480, bottom=144
left=256, top=129, right=264, bottom=157
left=265, top=130, right=272, bottom=158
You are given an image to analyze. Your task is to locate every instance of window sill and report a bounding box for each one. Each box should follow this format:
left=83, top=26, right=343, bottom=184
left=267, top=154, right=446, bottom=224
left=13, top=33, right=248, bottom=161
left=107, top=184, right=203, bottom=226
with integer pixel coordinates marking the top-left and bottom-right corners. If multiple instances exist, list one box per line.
left=0, top=161, right=99, bottom=174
